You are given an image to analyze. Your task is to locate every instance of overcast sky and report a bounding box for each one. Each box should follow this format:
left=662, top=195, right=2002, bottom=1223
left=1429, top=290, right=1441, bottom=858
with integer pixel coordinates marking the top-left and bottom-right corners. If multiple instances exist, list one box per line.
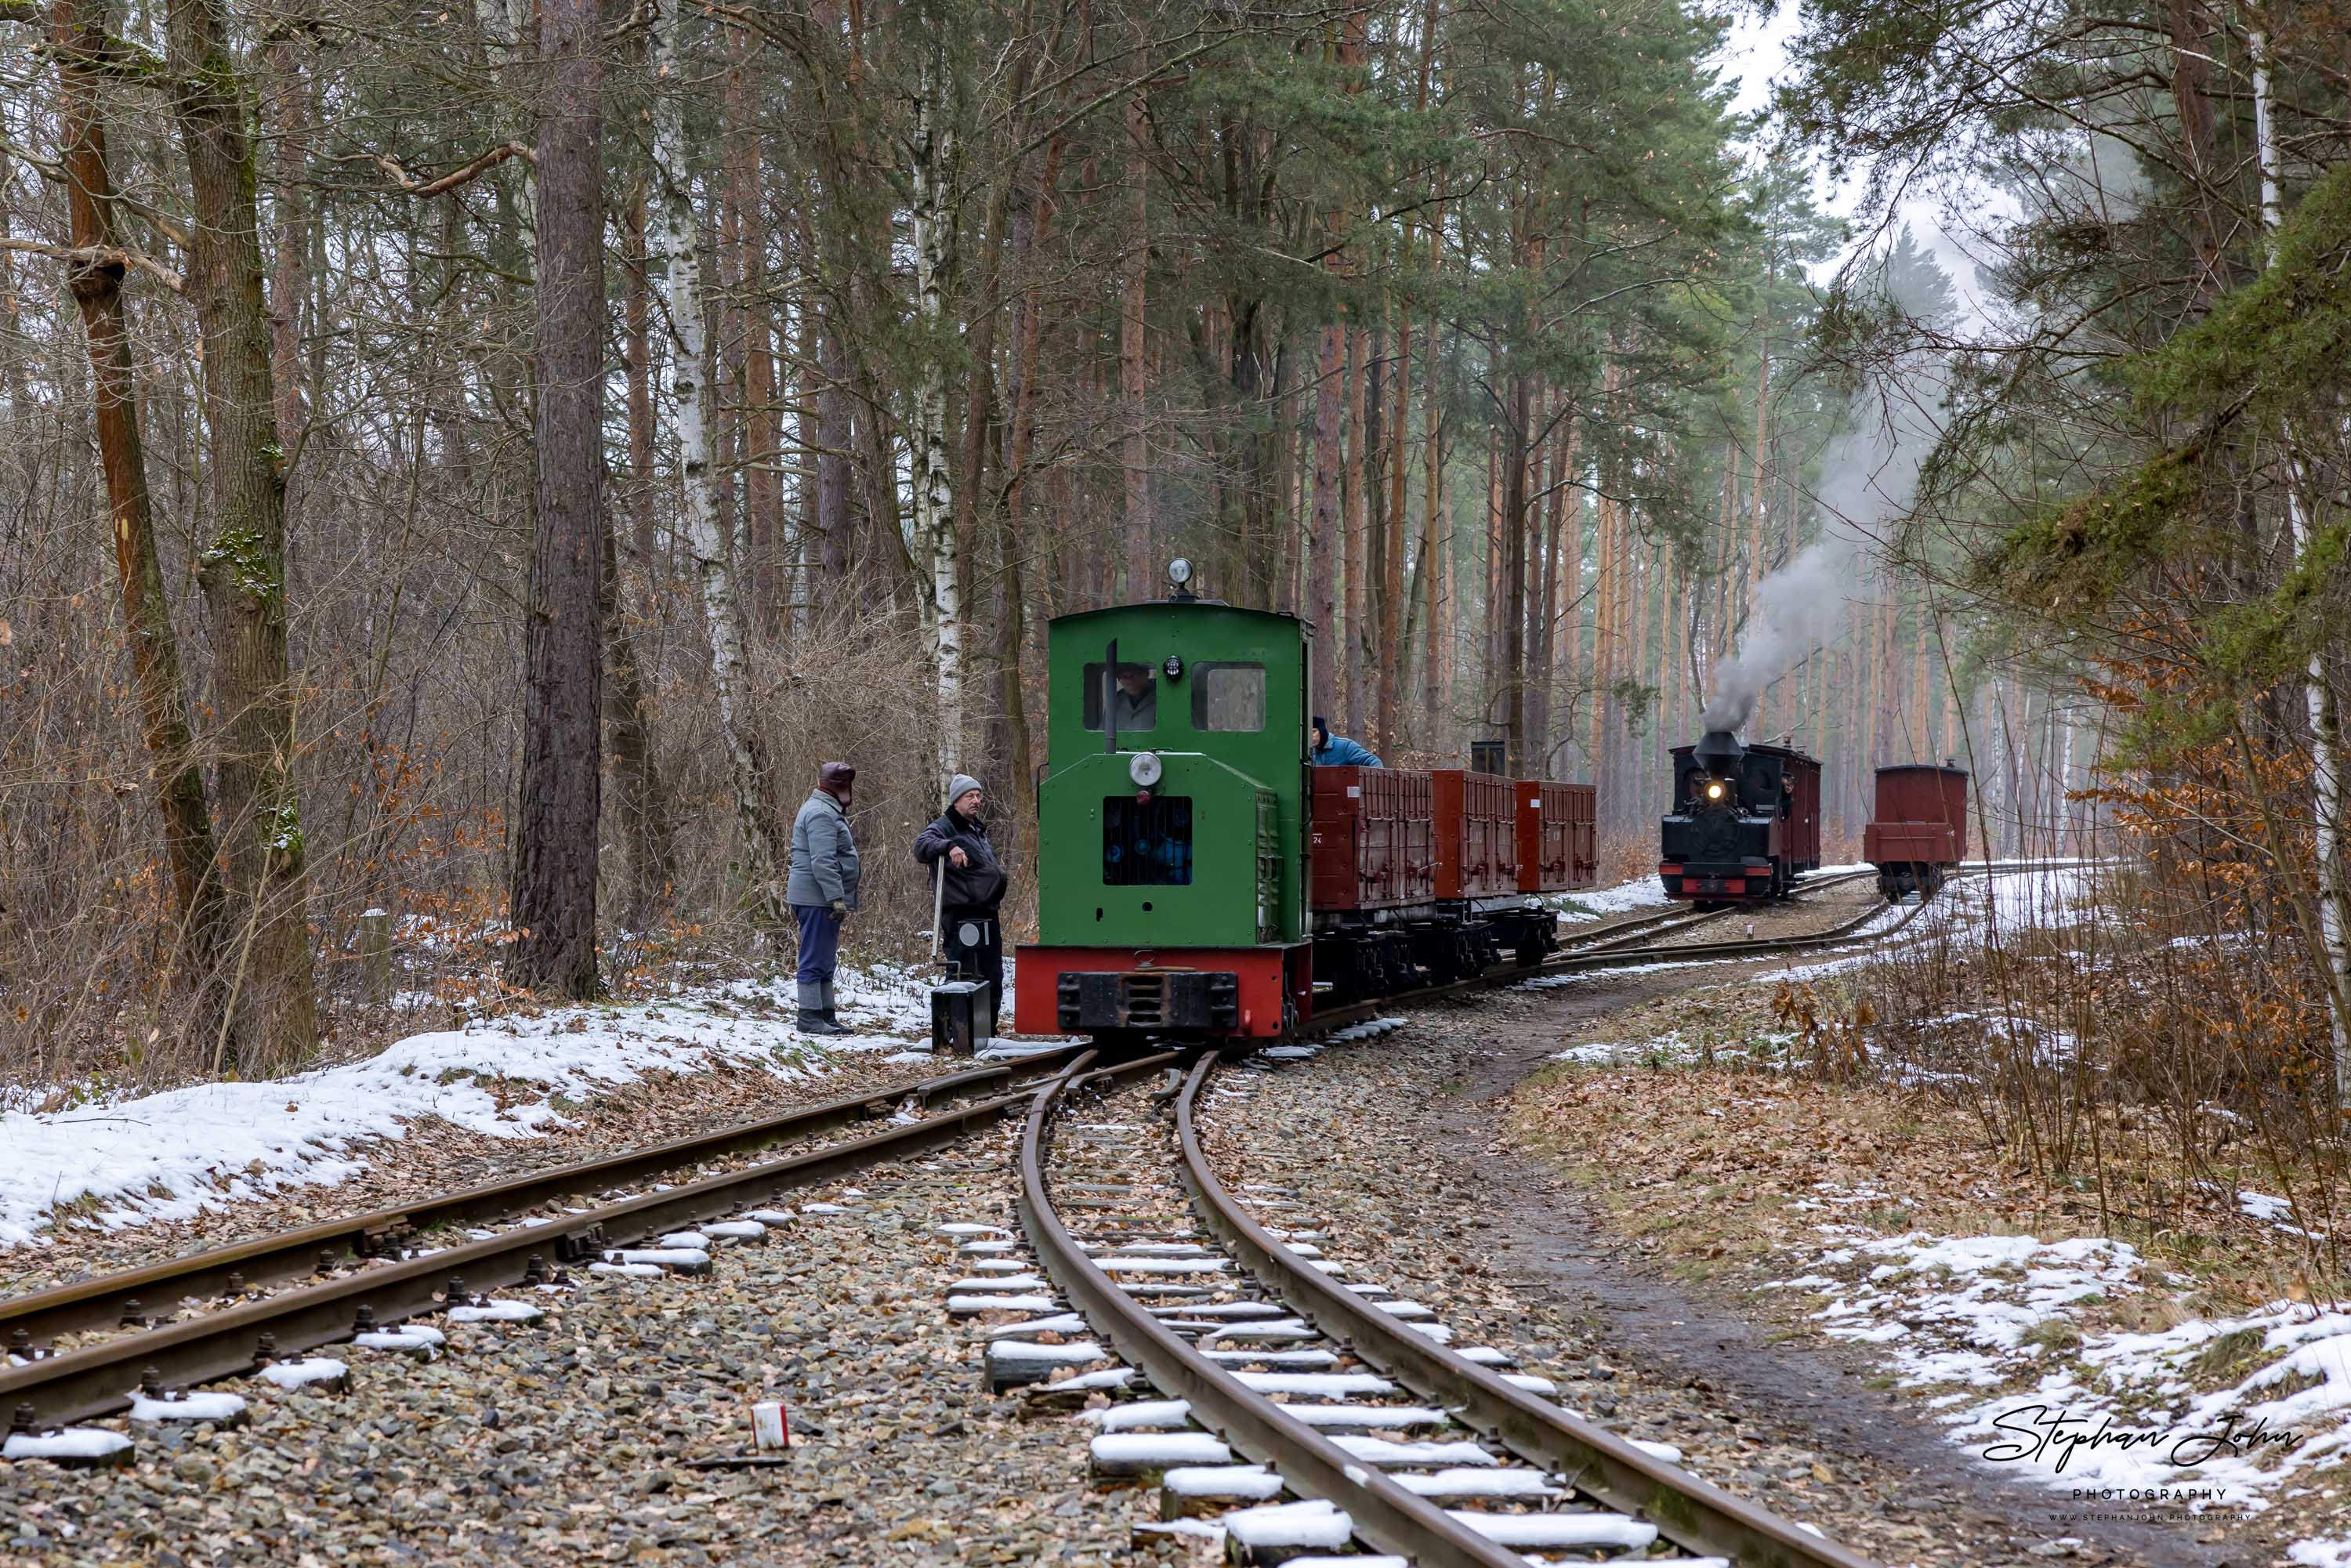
left=1711, top=3, right=2008, bottom=315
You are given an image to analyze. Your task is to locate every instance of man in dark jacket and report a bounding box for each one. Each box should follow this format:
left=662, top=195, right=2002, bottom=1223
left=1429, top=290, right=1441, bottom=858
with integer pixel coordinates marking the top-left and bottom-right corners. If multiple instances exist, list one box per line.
left=914, top=774, right=1008, bottom=1023
left=787, top=762, right=861, bottom=1035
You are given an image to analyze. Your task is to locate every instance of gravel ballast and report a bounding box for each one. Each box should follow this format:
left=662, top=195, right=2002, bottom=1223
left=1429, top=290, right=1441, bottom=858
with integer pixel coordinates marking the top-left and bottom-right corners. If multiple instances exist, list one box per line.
left=0, top=1118, right=1170, bottom=1566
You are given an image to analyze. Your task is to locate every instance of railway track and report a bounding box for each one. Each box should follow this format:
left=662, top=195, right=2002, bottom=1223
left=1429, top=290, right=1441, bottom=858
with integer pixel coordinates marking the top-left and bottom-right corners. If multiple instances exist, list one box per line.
left=1559, top=867, right=1882, bottom=955
left=0, top=1048, right=1125, bottom=1432
left=3, top=858, right=2083, bottom=1466
left=1002, top=1048, right=1880, bottom=1566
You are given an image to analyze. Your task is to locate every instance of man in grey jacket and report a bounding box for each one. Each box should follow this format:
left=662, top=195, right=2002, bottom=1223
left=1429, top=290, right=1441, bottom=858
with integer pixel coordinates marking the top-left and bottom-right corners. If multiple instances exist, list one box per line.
left=787, top=761, right=861, bottom=1034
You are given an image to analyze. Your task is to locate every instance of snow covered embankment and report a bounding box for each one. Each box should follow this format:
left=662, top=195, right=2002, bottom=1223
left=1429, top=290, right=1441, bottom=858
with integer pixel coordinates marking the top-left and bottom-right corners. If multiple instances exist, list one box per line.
left=0, top=965, right=954, bottom=1251
left=1773, top=1220, right=2350, bottom=1523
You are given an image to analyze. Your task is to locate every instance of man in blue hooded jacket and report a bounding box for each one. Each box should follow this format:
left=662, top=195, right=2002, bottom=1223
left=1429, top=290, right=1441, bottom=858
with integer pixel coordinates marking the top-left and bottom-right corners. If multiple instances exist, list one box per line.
left=1311, top=715, right=1382, bottom=768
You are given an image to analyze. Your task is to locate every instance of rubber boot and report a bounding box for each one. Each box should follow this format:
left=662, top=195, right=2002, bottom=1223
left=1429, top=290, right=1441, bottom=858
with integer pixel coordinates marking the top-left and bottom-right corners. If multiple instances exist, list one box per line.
left=820, top=980, right=844, bottom=1029
left=798, top=981, right=847, bottom=1036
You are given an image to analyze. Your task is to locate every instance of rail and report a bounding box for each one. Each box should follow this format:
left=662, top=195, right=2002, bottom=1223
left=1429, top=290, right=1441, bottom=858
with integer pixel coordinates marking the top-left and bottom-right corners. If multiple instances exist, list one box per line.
left=0, top=1052, right=1107, bottom=1428
left=1014, top=1052, right=1531, bottom=1567
left=1176, top=1052, right=1885, bottom=1568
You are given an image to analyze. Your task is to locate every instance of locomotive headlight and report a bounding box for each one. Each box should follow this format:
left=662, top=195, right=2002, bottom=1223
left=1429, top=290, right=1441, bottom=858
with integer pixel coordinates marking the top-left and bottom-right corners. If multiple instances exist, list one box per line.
left=1704, top=780, right=1726, bottom=802
left=1129, top=751, right=1165, bottom=787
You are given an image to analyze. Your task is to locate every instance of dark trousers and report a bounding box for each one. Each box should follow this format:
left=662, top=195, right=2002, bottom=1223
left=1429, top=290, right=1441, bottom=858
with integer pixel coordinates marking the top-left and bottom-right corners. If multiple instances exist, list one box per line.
left=942, top=907, right=1004, bottom=1024
left=793, top=904, right=842, bottom=986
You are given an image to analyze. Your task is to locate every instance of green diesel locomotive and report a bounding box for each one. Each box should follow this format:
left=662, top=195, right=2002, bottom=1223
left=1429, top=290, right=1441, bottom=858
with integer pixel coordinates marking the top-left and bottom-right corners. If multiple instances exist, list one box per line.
left=1012, top=560, right=1595, bottom=1042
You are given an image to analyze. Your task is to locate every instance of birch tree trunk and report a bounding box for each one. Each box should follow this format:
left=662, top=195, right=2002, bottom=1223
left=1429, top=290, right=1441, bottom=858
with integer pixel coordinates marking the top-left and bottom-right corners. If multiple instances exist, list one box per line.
left=652, top=0, right=788, bottom=937
left=165, top=0, right=320, bottom=1063
left=907, top=45, right=962, bottom=783
left=2252, top=28, right=2351, bottom=1100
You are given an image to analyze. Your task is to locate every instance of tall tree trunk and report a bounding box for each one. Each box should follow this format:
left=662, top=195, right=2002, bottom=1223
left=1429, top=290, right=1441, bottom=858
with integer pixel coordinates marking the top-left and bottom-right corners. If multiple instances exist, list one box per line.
left=1309, top=321, right=1342, bottom=717
left=508, top=0, right=606, bottom=998
left=2251, top=30, right=2351, bottom=1097
left=165, top=0, right=320, bottom=1061
left=1342, top=321, right=1368, bottom=732
left=624, top=193, right=659, bottom=570
left=1502, top=371, right=1530, bottom=773
left=908, top=45, right=962, bottom=780
left=55, top=0, right=229, bottom=1023
left=652, top=0, right=788, bottom=938
left=264, top=10, right=310, bottom=448
left=602, top=509, right=675, bottom=932
left=727, top=25, right=782, bottom=640
left=1120, top=65, right=1152, bottom=597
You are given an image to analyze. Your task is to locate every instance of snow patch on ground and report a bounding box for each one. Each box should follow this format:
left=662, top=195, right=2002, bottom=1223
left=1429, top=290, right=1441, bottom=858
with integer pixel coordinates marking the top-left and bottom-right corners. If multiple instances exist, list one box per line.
left=1554, top=874, right=1673, bottom=918
left=1774, top=1225, right=2351, bottom=1512
left=0, top=965, right=935, bottom=1250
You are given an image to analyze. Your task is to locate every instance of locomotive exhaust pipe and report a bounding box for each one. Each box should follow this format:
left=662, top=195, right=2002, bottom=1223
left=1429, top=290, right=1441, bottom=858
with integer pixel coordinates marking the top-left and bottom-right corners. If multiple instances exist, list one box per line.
left=1693, top=729, right=1744, bottom=773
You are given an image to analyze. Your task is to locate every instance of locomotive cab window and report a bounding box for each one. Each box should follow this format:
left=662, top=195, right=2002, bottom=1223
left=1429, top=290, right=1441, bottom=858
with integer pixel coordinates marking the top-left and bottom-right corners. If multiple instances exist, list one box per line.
left=1103, top=795, right=1192, bottom=885
left=1081, top=663, right=1157, bottom=732
left=1190, top=662, right=1266, bottom=732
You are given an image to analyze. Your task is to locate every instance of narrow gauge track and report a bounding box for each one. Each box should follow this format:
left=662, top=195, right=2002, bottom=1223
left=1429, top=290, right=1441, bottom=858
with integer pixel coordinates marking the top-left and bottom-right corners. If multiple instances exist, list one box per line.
left=1559, top=867, right=1882, bottom=956
left=2, top=1048, right=1092, bottom=1352
left=0, top=1047, right=1149, bottom=1431
left=1015, top=1053, right=1879, bottom=1566
left=6, top=861, right=2087, bottom=1449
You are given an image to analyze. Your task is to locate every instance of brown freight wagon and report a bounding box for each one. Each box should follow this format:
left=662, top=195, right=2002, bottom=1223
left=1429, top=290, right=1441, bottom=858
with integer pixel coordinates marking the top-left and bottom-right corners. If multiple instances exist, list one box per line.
left=1516, top=780, right=1598, bottom=894
left=1864, top=764, right=1969, bottom=899
left=1309, top=766, right=1436, bottom=911
left=1430, top=769, right=1518, bottom=900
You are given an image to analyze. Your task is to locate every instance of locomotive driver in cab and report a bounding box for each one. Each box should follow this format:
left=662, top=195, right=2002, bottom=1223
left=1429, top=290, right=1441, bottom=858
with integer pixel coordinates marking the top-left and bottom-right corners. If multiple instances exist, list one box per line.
left=1311, top=715, right=1382, bottom=768
left=914, top=775, right=1009, bottom=1023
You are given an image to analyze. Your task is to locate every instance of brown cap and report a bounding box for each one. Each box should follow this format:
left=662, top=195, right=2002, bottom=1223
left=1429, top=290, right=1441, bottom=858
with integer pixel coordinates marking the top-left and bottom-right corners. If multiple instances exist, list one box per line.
left=818, top=762, right=856, bottom=797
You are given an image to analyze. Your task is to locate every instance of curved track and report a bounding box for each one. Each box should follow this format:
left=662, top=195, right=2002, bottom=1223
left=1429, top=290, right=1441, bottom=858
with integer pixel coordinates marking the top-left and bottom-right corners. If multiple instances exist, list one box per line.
left=1016, top=1052, right=1883, bottom=1566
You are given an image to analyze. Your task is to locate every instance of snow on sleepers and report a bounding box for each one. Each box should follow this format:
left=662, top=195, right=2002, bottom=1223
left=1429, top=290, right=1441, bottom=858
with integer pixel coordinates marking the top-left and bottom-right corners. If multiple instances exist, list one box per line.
left=1198, top=1348, right=1342, bottom=1369
left=937, top=1222, right=1012, bottom=1237
left=1329, top=1436, right=1499, bottom=1468
left=1149, top=1300, right=1287, bottom=1320
left=985, top=1338, right=1111, bottom=1389
left=1499, top=1372, right=1558, bottom=1394
left=1159, top=1463, right=1288, bottom=1516
left=982, top=1311, right=1090, bottom=1339
left=1089, top=1430, right=1234, bottom=1477
left=946, top=1273, right=1047, bottom=1291
left=1451, top=1510, right=1658, bottom=1551
left=701, top=1219, right=767, bottom=1242
left=1023, top=1367, right=1138, bottom=1408
left=1220, top=1498, right=1355, bottom=1555
left=601, top=1247, right=712, bottom=1274
left=353, top=1324, right=446, bottom=1358
left=589, top=1261, right=665, bottom=1279
left=447, top=1298, right=545, bottom=1324
left=257, top=1357, right=350, bottom=1392
left=1389, top=1467, right=1563, bottom=1501
left=1229, top=1371, right=1396, bottom=1396
left=947, top=1292, right=1060, bottom=1316
left=128, top=1389, right=248, bottom=1426
left=1195, top=1320, right=1319, bottom=1342
left=2, top=1428, right=134, bottom=1468
left=1454, top=1345, right=1517, bottom=1367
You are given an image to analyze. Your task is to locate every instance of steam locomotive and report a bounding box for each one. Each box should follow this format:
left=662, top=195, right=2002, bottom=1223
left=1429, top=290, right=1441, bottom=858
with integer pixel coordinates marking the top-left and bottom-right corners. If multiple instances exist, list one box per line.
left=1657, top=729, right=1822, bottom=904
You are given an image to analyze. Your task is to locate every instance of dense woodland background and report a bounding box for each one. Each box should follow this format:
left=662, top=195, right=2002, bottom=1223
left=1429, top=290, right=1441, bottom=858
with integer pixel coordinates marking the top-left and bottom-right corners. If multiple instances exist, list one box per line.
left=0, top=0, right=2343, bottom=1113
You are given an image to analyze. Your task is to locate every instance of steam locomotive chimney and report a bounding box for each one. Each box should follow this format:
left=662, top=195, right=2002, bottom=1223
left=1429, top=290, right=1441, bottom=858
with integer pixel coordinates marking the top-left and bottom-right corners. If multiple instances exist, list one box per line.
left=1694, top=729, right=1744, bottom=773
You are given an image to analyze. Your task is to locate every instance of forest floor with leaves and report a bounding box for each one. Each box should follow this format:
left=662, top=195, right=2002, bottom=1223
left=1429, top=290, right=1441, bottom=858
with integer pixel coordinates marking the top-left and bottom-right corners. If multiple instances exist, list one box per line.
left=1505, top=969, right=2349, bottom=1566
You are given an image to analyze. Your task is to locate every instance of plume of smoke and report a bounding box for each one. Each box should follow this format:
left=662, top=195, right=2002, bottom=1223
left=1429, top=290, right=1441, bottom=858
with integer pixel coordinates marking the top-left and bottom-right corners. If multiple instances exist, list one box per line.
left=1703, top=230, right=1952, bottom=734
left=1700, top=530, right=1864, bottom=732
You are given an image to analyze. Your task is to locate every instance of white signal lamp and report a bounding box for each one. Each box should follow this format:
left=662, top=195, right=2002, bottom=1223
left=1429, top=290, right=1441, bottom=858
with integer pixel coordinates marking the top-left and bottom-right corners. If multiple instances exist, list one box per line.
left=1128, top=751, right=1165, bottom=787
left=1166, top=558, right=1194, bottom=588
